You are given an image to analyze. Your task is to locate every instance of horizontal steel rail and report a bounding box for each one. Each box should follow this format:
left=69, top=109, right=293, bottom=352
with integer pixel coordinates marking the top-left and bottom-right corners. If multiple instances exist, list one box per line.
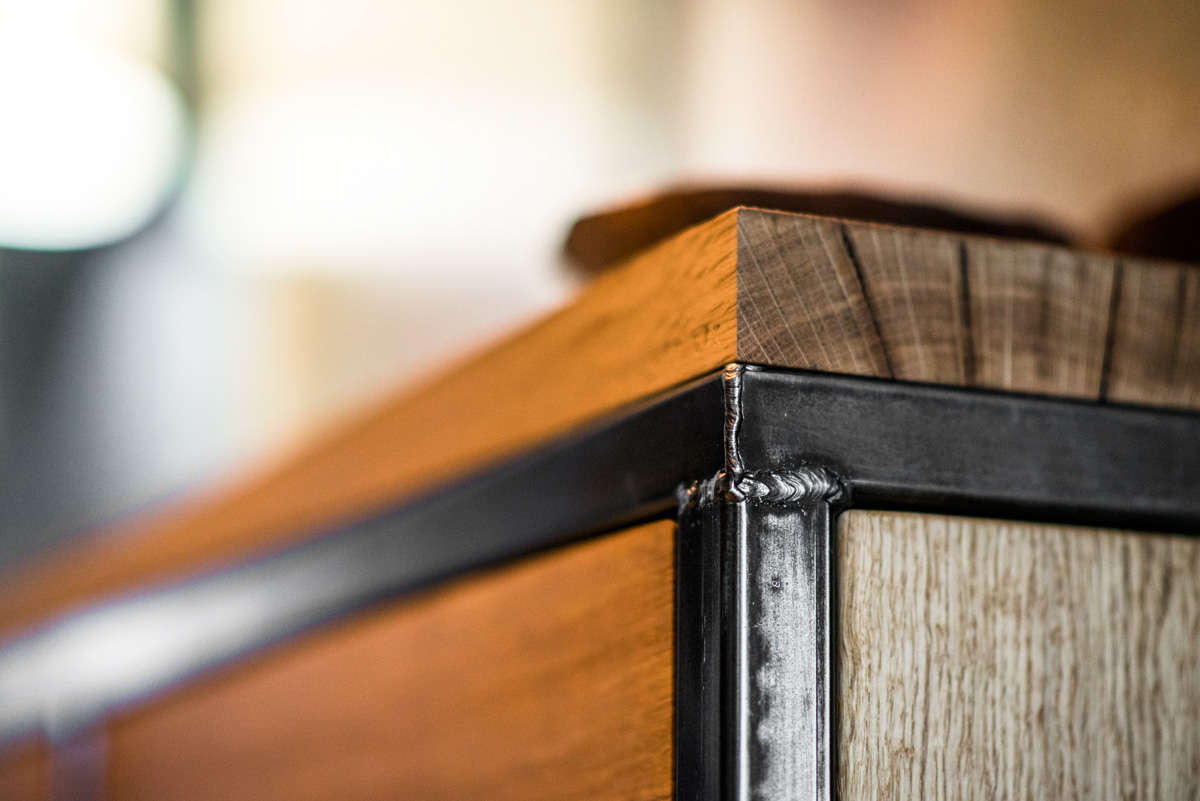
left=0, top=372, right=726, bottom=741
left=1, top=362, right=1197, bottom=799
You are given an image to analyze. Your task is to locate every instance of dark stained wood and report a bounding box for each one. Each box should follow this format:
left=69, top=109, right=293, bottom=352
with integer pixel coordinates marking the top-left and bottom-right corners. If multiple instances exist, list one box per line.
left=1109, top=186, right=1200, bottom=265
left=106, top=521, right=676, bottom=801
left=1106, top=257, right=1200, bottom=410
left=564, top=186, right=1074, bottom=275
left=839, top=510, right=1200, bottom=799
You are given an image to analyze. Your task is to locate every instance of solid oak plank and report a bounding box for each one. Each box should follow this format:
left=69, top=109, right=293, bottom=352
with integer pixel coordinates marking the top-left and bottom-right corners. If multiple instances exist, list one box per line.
left=839, top=510, right=1200, bottom=799
left=842, top=223, right=969, bottom=384
left=107, top=521, right=676, bottom=801
left=4, top=208, right=1198, bottom=642
left=0, top=212, right=738, bottom=639
left=736, top=210, right=891, bottom=376
left=1106, top=257, right=1200, bottom=410
left=960, top=239, right=1116, bottom=397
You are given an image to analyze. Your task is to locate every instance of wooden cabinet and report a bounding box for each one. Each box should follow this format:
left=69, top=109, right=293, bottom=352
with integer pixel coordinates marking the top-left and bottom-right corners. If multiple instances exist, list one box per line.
left=1, top=209, right=1198, bottom=799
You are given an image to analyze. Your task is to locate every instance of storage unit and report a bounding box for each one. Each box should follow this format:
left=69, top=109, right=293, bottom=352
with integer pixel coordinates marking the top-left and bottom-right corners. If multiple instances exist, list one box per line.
left=1, top=208, right=1198, bottom=800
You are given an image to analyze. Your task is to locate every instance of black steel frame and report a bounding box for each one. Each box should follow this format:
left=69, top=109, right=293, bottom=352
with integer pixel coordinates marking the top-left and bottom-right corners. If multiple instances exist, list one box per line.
left=2, top=363, right=1199, bottom=801
left=675, top=364, right=1200, bottom=801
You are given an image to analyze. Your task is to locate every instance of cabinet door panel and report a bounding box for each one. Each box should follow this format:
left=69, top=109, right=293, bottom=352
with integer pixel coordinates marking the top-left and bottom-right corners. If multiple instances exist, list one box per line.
left=839, top=511, right=1200, bottom=799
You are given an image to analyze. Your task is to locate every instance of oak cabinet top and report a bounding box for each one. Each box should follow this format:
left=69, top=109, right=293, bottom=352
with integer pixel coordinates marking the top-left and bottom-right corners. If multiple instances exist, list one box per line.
left=1, top=208, right=1196, bottom=639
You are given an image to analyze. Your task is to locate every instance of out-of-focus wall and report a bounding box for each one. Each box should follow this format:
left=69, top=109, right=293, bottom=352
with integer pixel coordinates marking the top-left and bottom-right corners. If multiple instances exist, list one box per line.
left=187, top=0, right=690, bottom=439
left=218, top=0, right=1200, bottom=441
left=679, top=0, right=1200, bottom=240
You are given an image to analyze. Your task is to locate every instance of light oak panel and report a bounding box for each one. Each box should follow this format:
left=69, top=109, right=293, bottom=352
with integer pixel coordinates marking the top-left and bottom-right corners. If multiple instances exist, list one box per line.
left=839, top=510, right=1200, bottom=799
left=107, top=521, right=676, bottom=801
left=1106, top=257, right=1200, bottom=410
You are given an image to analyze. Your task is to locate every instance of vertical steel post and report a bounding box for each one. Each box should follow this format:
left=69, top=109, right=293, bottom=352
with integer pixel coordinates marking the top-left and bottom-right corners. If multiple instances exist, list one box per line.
left=677, top=468, right=841, bottom=801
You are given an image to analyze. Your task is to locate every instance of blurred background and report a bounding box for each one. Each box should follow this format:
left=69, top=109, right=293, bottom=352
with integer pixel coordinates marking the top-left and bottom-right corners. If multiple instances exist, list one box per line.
left=1, top=0, right=1199, bottom=569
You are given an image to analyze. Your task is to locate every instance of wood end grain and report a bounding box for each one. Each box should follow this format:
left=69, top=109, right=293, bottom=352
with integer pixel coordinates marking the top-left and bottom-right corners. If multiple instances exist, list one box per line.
left=1105, top=256, right=1200, bottom=410
left=735, top=208, right=890, bottom=375
left=735, top=210, right=1200, bottom=406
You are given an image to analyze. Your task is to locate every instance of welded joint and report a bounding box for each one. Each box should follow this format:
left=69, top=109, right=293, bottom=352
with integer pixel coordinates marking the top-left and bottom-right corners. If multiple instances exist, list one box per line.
left=676, top=465, right=844, bottom=511
left=679, top=363, right=846, bottom=512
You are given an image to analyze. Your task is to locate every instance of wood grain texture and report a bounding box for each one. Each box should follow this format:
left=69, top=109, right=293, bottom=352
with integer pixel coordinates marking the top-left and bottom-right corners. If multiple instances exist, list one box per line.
left=963, top=238, right=1116, bottom=397
left=839, top=510, right=1200, bottom=800
left=1106, top=257, right=1200, bottom=409
left=0, top=212, right=737, bottom=640
left=0, top=741, right=48, bottom=801
left=842, top=223, right=969, bottom=384
left=737, top=209, right=891, bottom=376
left=4, top=207, right=1199, bottom=646
left=106, top=520, right=676, bottom=801
left=735, top=211, right=1141, bottom=399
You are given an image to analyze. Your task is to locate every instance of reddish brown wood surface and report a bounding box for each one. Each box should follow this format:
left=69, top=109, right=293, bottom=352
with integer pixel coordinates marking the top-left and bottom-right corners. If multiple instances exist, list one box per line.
left=0, top=212, right=738, bottom=640
left=3, top=208, right=1198, bottom=644
left=0, top=741, right=48, bottom=801
left=107, top=521, right=676, bottom=801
